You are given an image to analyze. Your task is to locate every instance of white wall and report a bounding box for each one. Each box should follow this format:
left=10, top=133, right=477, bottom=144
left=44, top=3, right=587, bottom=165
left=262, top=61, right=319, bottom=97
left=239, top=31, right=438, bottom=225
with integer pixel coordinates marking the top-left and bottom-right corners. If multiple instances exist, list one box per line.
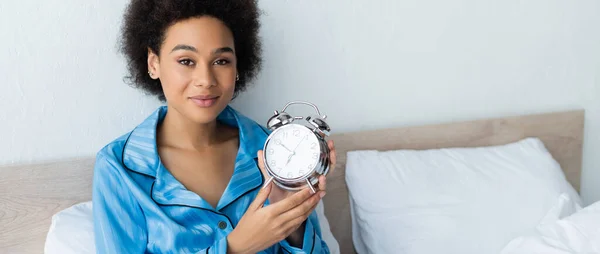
left=232, top=0, right=600, bottom=204
left=0, top=0, right=161, bottom=165
left=1, top=1, right=599, bottom=204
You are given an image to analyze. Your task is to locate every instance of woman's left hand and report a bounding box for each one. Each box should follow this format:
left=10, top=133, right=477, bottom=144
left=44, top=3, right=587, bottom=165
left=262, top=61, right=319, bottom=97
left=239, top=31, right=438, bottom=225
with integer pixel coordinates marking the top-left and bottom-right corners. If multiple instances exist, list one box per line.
left=257, top=140, right=337, bottom=205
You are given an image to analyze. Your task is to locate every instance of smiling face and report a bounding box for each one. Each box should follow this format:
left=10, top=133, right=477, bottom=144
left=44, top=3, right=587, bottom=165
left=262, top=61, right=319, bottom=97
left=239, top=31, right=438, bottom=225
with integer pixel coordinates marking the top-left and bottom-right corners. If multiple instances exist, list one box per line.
left=147, top=16, right=237, bottom=124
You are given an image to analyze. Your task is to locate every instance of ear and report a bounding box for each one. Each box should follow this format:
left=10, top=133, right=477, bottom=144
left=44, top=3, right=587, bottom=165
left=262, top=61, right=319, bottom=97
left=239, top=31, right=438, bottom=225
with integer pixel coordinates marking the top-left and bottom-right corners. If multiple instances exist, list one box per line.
left=147, top=47, right=160, bottom=79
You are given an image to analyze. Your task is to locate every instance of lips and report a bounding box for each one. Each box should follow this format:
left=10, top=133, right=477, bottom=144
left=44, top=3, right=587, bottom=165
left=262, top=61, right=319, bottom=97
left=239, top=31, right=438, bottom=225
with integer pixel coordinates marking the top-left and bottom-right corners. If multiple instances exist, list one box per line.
left=189, top=95, right=219, bottom=107
left=190, top=94, right=218, bottom=100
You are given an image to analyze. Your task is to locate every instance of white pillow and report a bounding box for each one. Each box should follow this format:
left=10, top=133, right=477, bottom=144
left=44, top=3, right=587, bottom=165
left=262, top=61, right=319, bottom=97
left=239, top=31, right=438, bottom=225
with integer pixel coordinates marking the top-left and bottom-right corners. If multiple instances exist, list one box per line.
left=345, top=137, right=581, bottom=254
left=45, top=201, right=95, bottom=254
left=501, top=199, right=600, bottom=253
left=45, top=200, right=340, bottom=254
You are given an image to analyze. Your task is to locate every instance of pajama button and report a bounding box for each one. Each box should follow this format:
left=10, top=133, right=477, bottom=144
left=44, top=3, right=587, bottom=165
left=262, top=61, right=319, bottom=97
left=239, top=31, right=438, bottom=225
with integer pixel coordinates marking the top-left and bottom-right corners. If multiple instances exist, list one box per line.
left=218, top=221, right=227, bottom=229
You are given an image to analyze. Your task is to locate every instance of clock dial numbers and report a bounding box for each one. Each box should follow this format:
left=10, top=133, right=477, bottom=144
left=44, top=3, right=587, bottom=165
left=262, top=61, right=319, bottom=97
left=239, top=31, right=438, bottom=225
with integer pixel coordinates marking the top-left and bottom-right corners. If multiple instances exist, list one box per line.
left=265, top=124, right=322, bottom=180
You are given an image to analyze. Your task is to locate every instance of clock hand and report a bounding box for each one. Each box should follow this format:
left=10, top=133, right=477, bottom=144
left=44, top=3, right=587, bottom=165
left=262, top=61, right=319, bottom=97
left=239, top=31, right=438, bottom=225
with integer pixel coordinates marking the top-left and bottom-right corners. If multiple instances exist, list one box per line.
left=285, top=153, right=293, bottom=166
left=285, top=133, right=308, bottom=167
left=282, top=143, right=295, bottom=166
left=291, top=134, right=308, bottom=153
left=280, top=143, right=293, bottom=153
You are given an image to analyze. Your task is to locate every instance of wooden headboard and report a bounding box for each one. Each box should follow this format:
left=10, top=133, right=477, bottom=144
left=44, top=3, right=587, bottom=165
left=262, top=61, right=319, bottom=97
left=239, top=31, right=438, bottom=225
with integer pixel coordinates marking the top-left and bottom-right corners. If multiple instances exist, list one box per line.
left=0, top=109, right=584, bottom=254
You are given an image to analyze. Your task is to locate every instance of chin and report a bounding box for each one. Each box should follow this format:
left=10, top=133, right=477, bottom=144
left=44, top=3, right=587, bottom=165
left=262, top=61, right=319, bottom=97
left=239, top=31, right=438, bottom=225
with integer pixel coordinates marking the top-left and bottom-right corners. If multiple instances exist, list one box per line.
left=184, top=99, right=229, bottom=124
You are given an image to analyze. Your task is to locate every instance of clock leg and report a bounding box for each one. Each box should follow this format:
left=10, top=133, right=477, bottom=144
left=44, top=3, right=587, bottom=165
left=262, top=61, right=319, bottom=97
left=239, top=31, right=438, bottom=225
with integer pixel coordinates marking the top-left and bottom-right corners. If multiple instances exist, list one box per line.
left=306, top=178, right=316, bottom=194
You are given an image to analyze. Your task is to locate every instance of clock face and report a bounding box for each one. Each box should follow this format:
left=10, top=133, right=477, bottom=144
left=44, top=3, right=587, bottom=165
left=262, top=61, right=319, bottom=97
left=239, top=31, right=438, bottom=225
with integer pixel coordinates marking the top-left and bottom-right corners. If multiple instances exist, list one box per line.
left=264, top=124, right=321, bottom=180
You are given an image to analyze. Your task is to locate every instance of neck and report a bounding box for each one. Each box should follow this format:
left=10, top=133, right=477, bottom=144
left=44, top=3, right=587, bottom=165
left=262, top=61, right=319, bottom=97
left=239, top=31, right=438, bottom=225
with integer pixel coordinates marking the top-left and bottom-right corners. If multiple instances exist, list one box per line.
left=158, top=106, right=220, bottom=151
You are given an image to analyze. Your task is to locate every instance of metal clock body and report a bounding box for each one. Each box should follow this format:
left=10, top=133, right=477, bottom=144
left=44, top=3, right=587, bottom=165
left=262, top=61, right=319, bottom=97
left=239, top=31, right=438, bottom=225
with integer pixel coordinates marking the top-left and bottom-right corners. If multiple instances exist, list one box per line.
left=262, top=101, right=331, bottom=193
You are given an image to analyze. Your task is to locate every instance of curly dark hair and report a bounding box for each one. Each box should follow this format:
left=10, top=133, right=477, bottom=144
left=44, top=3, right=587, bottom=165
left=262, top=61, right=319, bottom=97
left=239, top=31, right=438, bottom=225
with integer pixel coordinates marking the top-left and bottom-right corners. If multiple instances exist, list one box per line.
left=118, top=0, right=262, bottom=101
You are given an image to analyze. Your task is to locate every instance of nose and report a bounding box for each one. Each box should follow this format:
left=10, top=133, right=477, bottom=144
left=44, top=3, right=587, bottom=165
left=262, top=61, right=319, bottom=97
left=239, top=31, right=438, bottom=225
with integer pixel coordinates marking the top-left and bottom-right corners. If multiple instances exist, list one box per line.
left=192, top=62, right=216, bottom=88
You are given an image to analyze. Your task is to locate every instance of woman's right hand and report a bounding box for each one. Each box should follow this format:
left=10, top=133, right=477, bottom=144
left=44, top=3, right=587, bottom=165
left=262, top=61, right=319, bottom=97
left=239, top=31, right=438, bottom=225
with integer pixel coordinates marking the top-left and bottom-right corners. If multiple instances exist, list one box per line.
left=226, top=180, right=322, bottom=254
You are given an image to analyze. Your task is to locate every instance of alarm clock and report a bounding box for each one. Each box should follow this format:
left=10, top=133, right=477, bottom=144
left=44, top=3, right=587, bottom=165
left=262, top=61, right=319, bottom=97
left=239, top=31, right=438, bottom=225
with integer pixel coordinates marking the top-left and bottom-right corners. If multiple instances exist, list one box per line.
left=262, top=101, right=331, bottom=193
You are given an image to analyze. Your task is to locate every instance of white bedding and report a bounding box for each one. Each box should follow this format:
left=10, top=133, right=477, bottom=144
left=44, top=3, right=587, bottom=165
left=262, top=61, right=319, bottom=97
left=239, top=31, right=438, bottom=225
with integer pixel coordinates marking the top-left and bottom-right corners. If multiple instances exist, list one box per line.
left=501, top=199, right=600, bottom=253
left=345, top=137, right=583, bottom=254
left=45, top=200, right=340, bottom=254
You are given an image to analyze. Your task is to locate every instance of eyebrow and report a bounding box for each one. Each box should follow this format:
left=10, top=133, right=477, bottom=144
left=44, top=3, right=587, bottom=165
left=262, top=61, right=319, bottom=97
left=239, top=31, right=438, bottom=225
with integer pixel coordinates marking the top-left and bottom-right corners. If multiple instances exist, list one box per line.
left=171, top=44, right=197, bottom=53
left=213, top=47, right=234, bottom=54
left=170, top=44, right=234, bottom=55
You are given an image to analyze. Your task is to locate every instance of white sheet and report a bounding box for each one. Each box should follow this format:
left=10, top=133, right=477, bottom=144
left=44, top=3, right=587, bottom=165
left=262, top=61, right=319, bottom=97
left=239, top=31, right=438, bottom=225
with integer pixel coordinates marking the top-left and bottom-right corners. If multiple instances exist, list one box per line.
left=501, top=200, right=600, bottom=253
left=45, top=200, right=340, bottom=254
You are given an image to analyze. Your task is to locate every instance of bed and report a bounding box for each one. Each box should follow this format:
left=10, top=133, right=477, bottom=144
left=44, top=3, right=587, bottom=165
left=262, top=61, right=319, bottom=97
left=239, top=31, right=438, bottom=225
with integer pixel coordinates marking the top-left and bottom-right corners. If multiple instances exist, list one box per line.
left=0, top=109, right=585, bottom=254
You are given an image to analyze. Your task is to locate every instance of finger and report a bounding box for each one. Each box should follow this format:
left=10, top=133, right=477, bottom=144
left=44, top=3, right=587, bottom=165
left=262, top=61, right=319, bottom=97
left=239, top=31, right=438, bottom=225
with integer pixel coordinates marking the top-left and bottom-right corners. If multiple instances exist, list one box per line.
left=268, top=187, right=314, bottom=215
left=281, top=192, right=322, bottom=230
left=257, top=150, right=270, bottom=180
left=327, top=140, right=336, bottom=176
left=249, top=178, right=272, bottom=211
left=280, top=190, right=323, bottom=222
left=330, top=142, right=336, bottom=166
left=283, top=206, right=318, bottom=237
left=318, top=175, right=327, bottom=192
left=257, top=150, right=276, bottom=191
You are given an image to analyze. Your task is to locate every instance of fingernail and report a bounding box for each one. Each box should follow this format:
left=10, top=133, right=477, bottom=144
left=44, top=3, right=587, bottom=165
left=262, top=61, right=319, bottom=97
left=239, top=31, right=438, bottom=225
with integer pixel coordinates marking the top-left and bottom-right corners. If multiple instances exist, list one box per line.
left=319, top=192, right=326, bottom=198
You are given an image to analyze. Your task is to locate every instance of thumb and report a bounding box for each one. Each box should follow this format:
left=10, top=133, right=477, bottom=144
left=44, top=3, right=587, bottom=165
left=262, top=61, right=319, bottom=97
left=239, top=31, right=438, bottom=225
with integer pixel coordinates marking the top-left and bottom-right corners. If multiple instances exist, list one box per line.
left=256, top=150, right=270, bottom=180
left=250, top=174, right=272, bottom=211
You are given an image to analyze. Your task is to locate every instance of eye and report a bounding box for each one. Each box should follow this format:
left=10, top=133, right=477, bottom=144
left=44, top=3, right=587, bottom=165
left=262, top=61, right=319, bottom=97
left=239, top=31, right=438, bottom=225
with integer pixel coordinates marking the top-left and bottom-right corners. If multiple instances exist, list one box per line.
left=213, top=59, right=230, bottom=65
left=178, top=59, right=195, bottom=66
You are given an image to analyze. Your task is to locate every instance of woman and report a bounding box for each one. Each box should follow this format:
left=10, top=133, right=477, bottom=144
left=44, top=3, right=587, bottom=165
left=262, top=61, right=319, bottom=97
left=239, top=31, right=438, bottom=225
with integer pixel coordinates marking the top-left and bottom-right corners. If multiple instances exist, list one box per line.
left=92, top=0, right=336, bottom=253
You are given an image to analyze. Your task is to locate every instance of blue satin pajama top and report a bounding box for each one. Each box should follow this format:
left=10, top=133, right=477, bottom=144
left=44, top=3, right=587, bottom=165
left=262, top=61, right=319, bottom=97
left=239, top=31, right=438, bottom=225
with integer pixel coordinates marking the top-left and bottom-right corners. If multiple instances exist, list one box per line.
left=92, top=105, right=330, bottom=254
